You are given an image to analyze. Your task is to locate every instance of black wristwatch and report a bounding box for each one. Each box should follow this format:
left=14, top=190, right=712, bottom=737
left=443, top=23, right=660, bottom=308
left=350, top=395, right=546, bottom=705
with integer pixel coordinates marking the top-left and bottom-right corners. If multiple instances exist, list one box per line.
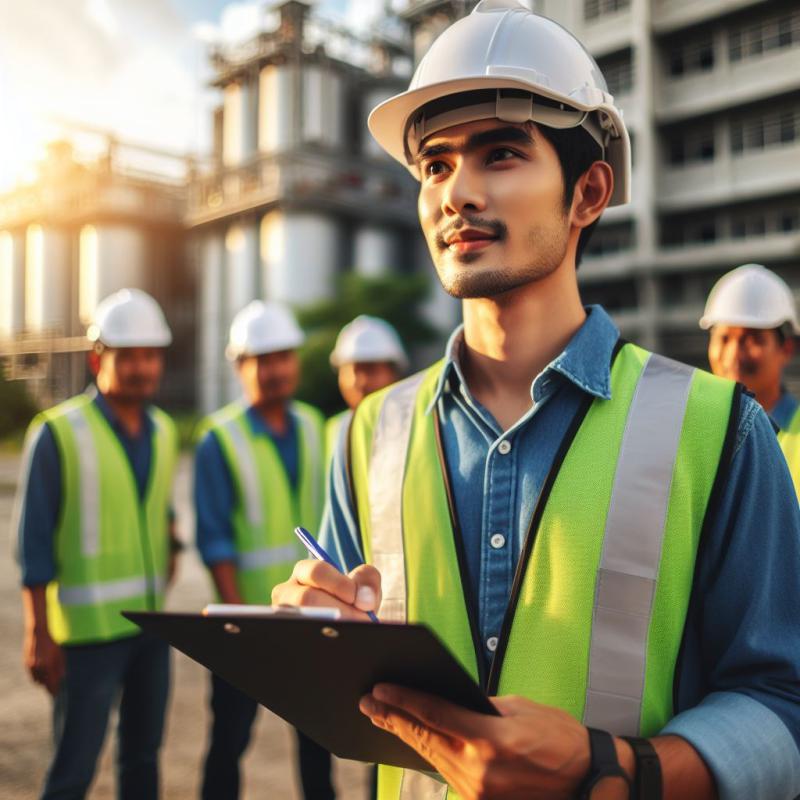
left=579, top=727, right=632, bottom=799
left=622, top=736, right=662, bottom=800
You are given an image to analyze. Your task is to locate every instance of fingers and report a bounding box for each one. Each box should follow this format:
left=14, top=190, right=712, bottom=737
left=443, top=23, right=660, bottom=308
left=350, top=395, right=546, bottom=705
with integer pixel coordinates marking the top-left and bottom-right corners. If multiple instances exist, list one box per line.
left=348, top=564, right=382, bottom=613
left=369, top=683, right=488, bottom=740
left=272, top=580, right=376, bottom=621
left=291, top=559, right=361, bottom=605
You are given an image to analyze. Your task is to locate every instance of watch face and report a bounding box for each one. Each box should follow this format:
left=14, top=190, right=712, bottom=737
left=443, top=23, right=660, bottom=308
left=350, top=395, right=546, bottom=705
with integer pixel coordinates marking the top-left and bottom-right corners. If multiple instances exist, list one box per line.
left=588, top=774, right=630, bottom=799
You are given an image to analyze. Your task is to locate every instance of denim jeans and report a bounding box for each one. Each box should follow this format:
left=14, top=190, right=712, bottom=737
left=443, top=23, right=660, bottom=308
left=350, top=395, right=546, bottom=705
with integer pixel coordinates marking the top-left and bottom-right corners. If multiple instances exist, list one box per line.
left=41, top=633, right=170, bottom=800
left=201, top=674, right=334, bottom=800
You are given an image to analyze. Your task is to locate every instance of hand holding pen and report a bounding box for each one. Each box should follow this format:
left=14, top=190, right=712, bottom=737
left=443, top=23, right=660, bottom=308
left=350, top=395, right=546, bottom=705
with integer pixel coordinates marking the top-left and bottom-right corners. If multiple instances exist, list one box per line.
left=270, top=526, right=381, bottom=623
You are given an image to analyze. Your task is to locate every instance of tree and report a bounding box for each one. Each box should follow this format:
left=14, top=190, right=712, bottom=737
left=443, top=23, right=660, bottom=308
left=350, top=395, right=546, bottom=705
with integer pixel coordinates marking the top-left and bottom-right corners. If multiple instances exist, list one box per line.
left=295, top=273, right=440, bottom=416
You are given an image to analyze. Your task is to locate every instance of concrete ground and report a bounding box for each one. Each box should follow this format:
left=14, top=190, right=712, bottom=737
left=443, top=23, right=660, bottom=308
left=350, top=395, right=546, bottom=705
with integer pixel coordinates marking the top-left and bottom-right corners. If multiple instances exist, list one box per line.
left=0, top=454, right=369, bottom=799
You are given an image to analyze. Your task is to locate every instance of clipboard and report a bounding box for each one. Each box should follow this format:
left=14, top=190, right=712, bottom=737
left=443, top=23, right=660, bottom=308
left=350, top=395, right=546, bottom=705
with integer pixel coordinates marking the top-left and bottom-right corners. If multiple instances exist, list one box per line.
left=123, top=610, right=497, bottom=771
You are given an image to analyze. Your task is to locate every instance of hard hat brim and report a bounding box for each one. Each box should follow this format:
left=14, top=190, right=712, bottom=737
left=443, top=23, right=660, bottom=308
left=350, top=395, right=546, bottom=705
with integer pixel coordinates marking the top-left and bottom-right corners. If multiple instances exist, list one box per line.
left=368, top=75, right=630, bottom=206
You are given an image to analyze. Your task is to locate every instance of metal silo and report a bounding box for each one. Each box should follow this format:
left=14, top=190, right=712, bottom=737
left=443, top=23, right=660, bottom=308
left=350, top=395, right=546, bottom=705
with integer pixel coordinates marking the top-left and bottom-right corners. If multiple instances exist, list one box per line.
left=259, top=64, right=295, bottom=152
left=302, top=64, right=345, bottom=149
left=25, top=224, right=71, bottom=334
left=0, top=230, right=25, bottom=337
left=260, top=210, right=339, bottom=306
left=223, top=80, right=256, bottom=166
left=78, top=224, right=147, bottom=325
left=353, top=225, right=397, bottom=277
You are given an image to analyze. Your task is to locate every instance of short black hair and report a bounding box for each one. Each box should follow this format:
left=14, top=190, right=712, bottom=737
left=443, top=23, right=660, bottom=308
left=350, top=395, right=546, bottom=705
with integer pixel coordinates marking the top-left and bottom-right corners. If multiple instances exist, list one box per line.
left=535, top=124, right=605, bottom=268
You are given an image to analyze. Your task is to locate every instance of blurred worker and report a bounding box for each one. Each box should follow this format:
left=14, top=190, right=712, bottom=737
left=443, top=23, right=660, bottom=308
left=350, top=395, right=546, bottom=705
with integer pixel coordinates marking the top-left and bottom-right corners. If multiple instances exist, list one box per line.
left=14, top=288, right=180, bottom=799
left=702, top=263, right=800, bottom=494
left=326, top=315, right=408, bottom=459
left=274, top=3, right=800, bottom=799
left=194, top=300, right=332, bottom=800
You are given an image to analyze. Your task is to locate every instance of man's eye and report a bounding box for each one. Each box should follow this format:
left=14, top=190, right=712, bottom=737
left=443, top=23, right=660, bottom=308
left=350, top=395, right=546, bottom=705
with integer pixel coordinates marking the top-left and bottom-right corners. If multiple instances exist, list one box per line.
left=486, top=147, right=517, bottom=164
left=423, top=160, right=449, bottom=177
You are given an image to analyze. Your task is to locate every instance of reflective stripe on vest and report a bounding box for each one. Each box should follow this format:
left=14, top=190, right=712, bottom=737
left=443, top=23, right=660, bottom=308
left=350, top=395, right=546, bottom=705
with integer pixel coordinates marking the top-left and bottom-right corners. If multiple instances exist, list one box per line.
left=295, top=404, right=323, bottom=519
left=237, top=544, right=302, bottom=570
left=218, top=410, right=264, bottom=527
left=369, top=372, right=426, bottom=622
left=59, top=574, right=167, bottom=606
left=64, top=404, right=101, bottom=557
left=583, top=353, right=693, bottom=733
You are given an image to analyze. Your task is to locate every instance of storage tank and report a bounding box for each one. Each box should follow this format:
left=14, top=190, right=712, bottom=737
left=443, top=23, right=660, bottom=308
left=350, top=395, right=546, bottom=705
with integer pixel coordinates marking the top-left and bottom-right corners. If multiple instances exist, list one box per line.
left=302, top=64, right=345, bottom=149
left=198, top=231, right=225, bottom=415
left=259, top=64, right=295, bottom=152
left=25, top=224, right=71, bottom=334
left=260, top=211, right=339, bottom=306
left=0, top=230, right=25, bottom=338
left=361, top=88, right=395, bottom=159
left=223, top=79, right=256, bottom=166
left=353, top=225, right=397, bottom=277
left=78, top=224, right=147, bottom=325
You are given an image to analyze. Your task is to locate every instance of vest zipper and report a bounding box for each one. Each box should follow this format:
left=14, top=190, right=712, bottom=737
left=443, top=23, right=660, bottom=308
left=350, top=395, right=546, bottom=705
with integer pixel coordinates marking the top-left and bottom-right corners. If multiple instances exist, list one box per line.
left=486, top=340, right=626, bottom=696
left=432, top=411, right=488, bottom=689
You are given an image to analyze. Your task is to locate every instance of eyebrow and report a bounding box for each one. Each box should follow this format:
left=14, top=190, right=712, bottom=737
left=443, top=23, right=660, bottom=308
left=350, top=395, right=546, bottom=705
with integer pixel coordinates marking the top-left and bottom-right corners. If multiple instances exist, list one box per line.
left=416, top=125, right=534, bottom=163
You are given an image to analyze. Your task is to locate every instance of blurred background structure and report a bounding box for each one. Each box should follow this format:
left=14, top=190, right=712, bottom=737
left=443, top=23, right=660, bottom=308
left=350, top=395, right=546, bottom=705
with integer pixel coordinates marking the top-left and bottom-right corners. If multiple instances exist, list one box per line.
left=1, top=0, right=799, bottom=413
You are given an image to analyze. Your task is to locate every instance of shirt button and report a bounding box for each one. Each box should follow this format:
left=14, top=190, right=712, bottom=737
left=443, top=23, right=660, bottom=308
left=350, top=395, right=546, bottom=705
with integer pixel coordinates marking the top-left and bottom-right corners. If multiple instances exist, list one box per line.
left=497, top=440, right=512, bottom=455
left=490, top=533, right=506, bottom=549
left=486, top=636, right=499, bottom=652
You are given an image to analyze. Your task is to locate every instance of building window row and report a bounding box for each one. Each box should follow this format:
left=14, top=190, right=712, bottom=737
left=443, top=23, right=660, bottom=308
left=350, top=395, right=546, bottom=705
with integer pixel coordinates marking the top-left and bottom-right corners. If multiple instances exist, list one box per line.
left=665, top=126, right=715, bottom=166
left=598, top=49, right=634, bottom=97
left=729, top=8, right=800, bottom=63
left=731, top=207, right=800, bottom=238
left=584, top=0, right=630, bottom=22
left=666, top=33, right=714, bottom=78
left=731, top=104, right=800, bottom=153
left=584, top=221, right=636, bottom=258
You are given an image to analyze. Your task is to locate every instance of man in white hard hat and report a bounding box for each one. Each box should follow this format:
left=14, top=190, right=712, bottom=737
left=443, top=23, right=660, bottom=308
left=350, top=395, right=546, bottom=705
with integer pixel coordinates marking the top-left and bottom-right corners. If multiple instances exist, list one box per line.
left=274, top=3, right=800, bottom=799
left=194, top=300, right=333, bottom=800
left=14, top=288, right=180, bottom=799
left=701, top=263, right=800, bottom=496
left=326, top=315, right=408, bottom=459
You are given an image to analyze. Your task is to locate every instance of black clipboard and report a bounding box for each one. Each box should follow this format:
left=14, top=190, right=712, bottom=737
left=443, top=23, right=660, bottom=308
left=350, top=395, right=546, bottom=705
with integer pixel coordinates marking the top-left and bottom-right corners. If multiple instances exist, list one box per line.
left=123, top=611, right=496, bottom=771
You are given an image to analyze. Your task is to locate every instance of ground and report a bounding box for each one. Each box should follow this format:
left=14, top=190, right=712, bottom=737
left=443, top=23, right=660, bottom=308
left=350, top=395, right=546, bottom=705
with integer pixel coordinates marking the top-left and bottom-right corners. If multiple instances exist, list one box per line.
left=0, top=454, right=370, bottom=799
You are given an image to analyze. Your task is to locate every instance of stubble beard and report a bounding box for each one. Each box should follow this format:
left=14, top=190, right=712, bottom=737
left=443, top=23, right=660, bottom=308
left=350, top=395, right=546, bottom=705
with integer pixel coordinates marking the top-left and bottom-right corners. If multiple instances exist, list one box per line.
left=433, top=221, right=570, bottom=300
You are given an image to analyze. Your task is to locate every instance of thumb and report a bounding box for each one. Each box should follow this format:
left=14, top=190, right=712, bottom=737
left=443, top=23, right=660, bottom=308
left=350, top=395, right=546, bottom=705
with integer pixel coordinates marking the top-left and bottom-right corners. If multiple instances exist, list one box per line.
left=348, top=564, right=382, bottom=613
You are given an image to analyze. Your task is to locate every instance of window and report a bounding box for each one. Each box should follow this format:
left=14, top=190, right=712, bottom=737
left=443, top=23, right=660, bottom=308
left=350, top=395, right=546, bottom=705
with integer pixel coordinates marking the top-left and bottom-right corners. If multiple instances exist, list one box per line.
left=598, top=49, right=634, bottom=97
left=665, top=126, right=715, bottom=166
left=584, top=0, right=630, bottom=22
left=667, top=33, right=714, bottom=78
left=731, top=104, right=800, bottom=154
left=729, top=10, right=800, bottom=62
left=584, top=222, right=635, bottom=258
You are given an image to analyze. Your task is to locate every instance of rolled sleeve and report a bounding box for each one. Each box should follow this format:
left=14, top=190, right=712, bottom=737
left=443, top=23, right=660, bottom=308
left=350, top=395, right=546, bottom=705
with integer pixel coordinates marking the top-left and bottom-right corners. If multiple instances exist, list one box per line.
left=193, top=431, right=238, bottom=567
left=17, top=422, right=61, bottom=587
left=673, top=397, right=800, bottom=798
left=663, top=692, right=800, bottom=800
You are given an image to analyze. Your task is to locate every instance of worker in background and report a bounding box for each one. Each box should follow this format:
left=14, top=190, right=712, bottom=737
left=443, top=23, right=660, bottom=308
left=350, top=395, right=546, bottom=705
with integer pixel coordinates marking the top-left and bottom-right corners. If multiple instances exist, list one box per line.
left=14, top=288, right=180, bottom=799
left=194, top=300, right=332, bottom=800
left=326, top=315, right=408, bottom=460
left=274, top=2, right=800, bottom=798
left=701, top=262, right=800, bottom=496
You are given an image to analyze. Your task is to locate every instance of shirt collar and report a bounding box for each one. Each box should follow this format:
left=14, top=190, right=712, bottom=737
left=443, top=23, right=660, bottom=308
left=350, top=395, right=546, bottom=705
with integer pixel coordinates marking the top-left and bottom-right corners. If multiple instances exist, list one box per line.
left=769, top=389, right=799, bottom=431
left=244, top=402, right=296, bottom=439
left=426, top=305, right=619, bottom=413
left=89, top=385, right=153, bottom=440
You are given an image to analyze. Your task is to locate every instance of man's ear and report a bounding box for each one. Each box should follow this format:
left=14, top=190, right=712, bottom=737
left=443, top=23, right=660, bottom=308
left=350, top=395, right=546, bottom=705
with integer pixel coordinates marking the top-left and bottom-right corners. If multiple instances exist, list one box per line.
left=570, top=161, right=614, bottom=231
left=782, top=336, right=795, bottom=361
left=87, top=350, right=101, bottom=377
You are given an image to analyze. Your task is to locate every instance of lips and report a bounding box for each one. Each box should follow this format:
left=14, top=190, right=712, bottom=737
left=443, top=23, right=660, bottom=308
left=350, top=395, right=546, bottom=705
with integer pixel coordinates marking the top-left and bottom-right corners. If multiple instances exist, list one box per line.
left=445, top=228, right=498, bottom=254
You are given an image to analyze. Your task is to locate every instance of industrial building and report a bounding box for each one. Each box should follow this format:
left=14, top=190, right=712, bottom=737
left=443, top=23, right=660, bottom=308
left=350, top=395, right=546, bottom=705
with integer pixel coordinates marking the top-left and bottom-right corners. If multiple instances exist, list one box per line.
left=188, top=0, right=459, bottom=414
left=0, top=134, right=194, bottom=407
left=402, top=0, right=800, bottom=382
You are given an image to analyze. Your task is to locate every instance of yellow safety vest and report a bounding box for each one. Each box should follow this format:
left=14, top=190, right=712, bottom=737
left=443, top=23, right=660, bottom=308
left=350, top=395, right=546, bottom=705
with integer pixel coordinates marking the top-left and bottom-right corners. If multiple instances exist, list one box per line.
left=777, top=405, right=800, bottom=500
left=348, top=344, right=737, bottom=800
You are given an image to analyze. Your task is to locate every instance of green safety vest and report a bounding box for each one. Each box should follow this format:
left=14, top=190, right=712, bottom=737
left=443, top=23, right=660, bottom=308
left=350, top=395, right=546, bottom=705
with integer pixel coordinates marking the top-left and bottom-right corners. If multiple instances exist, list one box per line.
left=348, top=343, right=736, bottom=800
left=30, top=394, right=177, bottom=646
left=777, top=406, right=800, bottom=500
left=203, top=401, right=325, bottom=604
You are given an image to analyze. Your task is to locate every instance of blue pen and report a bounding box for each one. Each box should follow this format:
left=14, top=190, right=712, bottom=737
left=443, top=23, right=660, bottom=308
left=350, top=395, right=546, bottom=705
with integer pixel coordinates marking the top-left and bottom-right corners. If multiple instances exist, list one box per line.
left=294, top=526, right=380, bottom=623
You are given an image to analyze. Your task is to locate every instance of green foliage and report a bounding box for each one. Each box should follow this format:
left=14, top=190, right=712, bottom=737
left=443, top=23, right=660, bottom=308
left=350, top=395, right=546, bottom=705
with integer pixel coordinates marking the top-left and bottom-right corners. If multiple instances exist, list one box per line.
left=0, top=370, right=38, bottom=444
left=294, top=273, right=439, bottom=417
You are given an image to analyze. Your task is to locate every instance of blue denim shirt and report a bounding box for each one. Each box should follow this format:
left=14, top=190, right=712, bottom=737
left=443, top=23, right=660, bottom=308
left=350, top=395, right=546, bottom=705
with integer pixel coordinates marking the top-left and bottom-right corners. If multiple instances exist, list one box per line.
left=17, top=387, right=158, bottom=587
left=321, top=305, right=800, bottom=800
left=194, top=404, right=299, bottom=567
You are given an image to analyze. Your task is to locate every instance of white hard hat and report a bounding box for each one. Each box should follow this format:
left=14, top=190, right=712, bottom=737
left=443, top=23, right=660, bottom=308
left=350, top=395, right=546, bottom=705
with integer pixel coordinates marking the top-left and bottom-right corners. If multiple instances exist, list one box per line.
left=700, top=264, right=800, bottom=335
left=226, top=300, right=305, bottom=360
left=87, top=288, right=172, bottom=348
left=368, top=0, right=631, bottom=206
left=330, top=315, right=409, bottom=370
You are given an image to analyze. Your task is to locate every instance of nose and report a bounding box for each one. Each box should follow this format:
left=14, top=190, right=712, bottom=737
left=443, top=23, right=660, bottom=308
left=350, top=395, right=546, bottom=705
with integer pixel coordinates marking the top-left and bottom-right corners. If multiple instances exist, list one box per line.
left=442, top=161, right=487, bottom=219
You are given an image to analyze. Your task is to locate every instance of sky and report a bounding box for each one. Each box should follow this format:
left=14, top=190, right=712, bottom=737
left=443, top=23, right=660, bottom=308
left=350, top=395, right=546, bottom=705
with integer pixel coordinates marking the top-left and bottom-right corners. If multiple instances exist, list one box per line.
left=0, top=0, right=389, bottom=190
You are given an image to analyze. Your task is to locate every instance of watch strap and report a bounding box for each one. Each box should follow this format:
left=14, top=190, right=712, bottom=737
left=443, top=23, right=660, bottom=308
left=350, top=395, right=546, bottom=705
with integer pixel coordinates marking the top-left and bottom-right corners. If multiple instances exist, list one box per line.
left=579, top=727, right=631, bottom=799
left=622, top=736, right=662, bottom=800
